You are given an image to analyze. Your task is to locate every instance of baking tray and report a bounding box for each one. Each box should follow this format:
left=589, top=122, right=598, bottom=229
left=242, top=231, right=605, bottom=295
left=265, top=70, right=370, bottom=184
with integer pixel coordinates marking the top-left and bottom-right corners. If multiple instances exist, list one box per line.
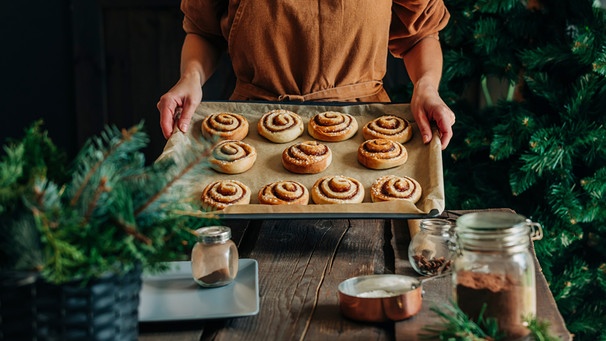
left=159, top=101, right=444, bottom=219
left=139, top=259, right=259, bottom=322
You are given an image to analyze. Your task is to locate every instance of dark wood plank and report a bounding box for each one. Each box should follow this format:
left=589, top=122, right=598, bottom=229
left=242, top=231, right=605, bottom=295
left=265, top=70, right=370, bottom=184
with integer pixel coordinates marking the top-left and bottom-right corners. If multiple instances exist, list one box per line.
left=201, top=219, right=393, bottom=341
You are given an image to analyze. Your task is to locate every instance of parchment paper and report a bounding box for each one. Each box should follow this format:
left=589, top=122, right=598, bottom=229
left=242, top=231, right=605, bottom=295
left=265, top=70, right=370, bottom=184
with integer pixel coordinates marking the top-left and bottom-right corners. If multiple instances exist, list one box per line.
left=159, top=101, right=444, bottom=218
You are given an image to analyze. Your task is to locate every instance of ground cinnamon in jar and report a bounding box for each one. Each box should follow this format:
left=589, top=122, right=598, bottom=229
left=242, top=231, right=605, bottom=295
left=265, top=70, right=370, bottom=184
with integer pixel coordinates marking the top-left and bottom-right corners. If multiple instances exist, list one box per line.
left=191, top=226, right=239, bottom=287
left=453, top=212, right=543, bottom=341
left=456, top=270, right=533, bottom=340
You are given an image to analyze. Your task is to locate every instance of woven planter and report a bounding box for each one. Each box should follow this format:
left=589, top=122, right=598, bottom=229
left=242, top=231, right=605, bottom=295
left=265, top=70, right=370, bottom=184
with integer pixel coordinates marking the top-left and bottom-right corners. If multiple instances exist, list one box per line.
left=0, top=266, right=142, bottom=341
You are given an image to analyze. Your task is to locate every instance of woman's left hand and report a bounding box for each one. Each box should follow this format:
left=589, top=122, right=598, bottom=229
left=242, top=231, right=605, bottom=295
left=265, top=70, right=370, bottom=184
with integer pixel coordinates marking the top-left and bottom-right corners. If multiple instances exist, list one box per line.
left=410, top=82, right=455, bottom=150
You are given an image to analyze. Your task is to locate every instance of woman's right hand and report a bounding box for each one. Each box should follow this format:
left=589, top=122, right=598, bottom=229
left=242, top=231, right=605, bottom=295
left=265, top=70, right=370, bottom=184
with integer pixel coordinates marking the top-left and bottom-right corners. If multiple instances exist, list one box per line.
left=157, top=74, right=203, bottom=139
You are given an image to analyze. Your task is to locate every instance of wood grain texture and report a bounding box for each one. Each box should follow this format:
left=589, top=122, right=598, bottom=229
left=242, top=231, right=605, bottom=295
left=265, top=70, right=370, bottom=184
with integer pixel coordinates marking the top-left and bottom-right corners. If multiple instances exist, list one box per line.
left=139, top=212, right=571, bottom=341
left=201, top=219, right=392, bottom=341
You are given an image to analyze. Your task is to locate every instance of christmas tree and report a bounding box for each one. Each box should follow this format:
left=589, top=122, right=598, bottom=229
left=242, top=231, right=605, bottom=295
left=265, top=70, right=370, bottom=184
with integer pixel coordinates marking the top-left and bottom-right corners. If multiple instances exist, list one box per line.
left=391, top=0, right=606, bottom=339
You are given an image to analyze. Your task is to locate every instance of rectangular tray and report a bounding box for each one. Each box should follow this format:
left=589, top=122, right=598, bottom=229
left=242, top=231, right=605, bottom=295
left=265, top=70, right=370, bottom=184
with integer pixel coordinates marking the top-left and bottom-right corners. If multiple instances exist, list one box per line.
left=159, top=101, right=445, bottom=219
left=139, top=259, right=259, bottom=322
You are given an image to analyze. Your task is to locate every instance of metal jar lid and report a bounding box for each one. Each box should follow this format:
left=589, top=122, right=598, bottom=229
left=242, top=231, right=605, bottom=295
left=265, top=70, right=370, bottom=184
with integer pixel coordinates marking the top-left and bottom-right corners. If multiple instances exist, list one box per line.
left=455, top=212, right=543, bottom=252
left=195, top=226, right=232, bottom=244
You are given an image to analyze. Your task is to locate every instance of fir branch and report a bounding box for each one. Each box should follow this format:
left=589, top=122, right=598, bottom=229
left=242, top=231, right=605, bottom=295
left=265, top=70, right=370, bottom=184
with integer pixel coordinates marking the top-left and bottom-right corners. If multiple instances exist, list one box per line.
left=69, top=124, right=143, bottom=207
left=421, top=302, right=501, bottom=341
left=475, top=0, right=521, bottom=14
left=581, top=167, right=606, bottom=200
left=594, top=43, right=606, bottom=76
left=82, top=176, right=110, bottom=227
left=134, top=141, right=213, bottom=217
left=523, top=315, right=561, bottom=341
left=422, top=302, right=561, bottom=341
left=110, top=217, right=152, bottom=245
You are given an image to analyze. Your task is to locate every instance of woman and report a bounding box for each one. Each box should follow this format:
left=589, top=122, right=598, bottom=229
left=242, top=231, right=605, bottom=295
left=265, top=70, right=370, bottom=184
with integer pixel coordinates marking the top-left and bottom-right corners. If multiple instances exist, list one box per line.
left=158, top=0, right=456, bottom=149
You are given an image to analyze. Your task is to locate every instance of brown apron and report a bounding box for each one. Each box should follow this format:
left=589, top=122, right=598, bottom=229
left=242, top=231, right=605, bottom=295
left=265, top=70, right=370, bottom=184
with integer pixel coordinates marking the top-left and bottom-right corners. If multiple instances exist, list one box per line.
left=223, top=0, right=393, bottom=102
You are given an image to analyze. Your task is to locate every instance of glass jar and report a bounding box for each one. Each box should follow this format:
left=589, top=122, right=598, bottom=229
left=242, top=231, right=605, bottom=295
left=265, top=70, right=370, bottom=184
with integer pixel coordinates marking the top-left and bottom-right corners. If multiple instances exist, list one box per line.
left=191, top=226, right=239, bottom=287
left=408, top=219, right=455, bottom=276
left=453, top=212, right=543, bottom=340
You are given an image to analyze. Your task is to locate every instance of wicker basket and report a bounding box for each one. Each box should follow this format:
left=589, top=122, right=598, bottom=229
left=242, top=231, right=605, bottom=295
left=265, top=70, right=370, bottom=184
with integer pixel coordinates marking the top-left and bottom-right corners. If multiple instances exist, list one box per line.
left=1, top=267, right=142, bottom=341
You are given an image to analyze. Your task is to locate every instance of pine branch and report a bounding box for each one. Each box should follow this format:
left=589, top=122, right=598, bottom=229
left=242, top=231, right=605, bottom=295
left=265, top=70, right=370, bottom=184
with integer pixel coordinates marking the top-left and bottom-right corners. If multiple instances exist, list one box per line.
left=134, top=157, right=200, bottom=216
left=69, top=124, right=144, bottom=207
left=421, top=302, right=501, bottom=341
left=134, top=138, right=213, bottom=217
left=422, top=302, right=561, bottom=341
left=110, top=217, right=152, bottom=245
left=475, top=0, right=521, bottom=14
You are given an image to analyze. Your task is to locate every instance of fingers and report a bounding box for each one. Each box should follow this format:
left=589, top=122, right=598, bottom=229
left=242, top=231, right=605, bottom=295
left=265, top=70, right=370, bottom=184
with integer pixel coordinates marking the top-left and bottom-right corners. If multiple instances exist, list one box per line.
left=415, top=110, right=434, bottom=145
left=439, top=125, right=453, bottom=150
left=413, top=97, right=456, bottom=150
left=435, top=106, right=455, bottom=150
left=177, top=100, right=196, bottom=134
left=158, top=98, right=177, bottom=139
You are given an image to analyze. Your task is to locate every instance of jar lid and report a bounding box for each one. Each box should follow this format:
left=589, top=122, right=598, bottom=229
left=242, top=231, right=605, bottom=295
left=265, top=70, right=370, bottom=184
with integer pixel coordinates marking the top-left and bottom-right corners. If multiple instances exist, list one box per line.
left=455, top=212, right=542, bottom=251
left=195, top=226, right=232, bottom=244
left=456, top=212, right=527, bottom=230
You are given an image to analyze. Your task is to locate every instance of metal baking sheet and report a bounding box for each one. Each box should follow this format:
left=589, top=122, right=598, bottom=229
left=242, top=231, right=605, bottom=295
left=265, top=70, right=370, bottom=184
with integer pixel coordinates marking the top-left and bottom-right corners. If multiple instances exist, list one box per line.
left=139, top=259, right=259, bottom=321
left=159, top=101, right=445, bottom=219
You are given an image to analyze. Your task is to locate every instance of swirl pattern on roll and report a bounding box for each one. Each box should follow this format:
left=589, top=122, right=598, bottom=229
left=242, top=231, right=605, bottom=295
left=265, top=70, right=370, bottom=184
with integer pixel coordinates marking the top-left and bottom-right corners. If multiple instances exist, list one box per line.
left=357, top=139, right=408, bottom=170
left=370, top=175, right=422, bottom=204
left=282, top=141, right=332, bottom=174
left=201, top=180, right=251, bottom=210
left=258, top=180, right=309, bottom=205
left=201, top=112, right=249, bottom=141
left=363, top=115, right=412, bottom=143
left=308, top=112, right=358, bottom=142
left=258, top=109, right=304, bottom=143
left=311, top=175, right=365, bottom=204
left=209, top=140, right=257, bottom=174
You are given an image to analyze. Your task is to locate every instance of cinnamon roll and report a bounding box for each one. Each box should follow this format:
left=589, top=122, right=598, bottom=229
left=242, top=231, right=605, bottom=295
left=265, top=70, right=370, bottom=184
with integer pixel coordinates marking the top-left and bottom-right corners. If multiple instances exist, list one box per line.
left=282, top=141, right=332, bottom=174
left=257, top=109, right=305, bottom=143
left=362, top=115, right=412, bottom=143
left=308, top=112, right=358, bottom=142
left=357, top=139, right=408, bottom=170
left=201, top=112, right=249, bottom=141
left=311, top=175, right=365, bottom=204
left=209, top=140, right=257, bottom=174
left=258, top=180, right=309, bottom=205
left=370, top=175, right=422, bottom=204
left=201, top=180, right=251, bottom=210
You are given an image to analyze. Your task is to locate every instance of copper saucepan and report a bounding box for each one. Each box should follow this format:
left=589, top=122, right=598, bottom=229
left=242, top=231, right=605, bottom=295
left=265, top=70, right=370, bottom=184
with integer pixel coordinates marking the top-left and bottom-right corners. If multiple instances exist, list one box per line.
left=337, top=274, right=423, bottom=322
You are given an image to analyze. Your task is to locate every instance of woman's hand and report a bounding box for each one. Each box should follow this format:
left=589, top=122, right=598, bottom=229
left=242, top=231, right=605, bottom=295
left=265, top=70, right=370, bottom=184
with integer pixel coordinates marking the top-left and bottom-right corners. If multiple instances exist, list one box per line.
left=410, top=80, right=455, bottom=150
left=158, top=33, right=221, bottom=139
left=157, top=74, right=203, bottom=139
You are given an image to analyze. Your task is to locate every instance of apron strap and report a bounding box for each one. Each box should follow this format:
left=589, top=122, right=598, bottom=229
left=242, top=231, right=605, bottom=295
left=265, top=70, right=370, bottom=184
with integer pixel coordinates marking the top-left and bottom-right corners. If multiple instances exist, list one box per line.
left=232, top=79, right=385, bottom=102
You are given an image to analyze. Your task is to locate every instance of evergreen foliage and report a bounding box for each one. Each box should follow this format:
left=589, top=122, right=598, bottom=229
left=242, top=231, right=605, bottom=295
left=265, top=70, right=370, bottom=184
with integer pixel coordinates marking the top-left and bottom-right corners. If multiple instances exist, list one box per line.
left=422, top=302, right=560, bottom=341
left=424, top=0, right=606, bottom=339
left=0, top=121, right=217, bottom=284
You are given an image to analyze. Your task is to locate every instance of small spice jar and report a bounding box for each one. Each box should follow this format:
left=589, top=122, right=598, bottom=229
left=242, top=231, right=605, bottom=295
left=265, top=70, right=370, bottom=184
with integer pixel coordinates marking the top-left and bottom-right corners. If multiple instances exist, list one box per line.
left=453, top=212, right=543, bottom=340
left=408, top=219, right=455, bottom=276
left=191, top=226, right=239, bottom=287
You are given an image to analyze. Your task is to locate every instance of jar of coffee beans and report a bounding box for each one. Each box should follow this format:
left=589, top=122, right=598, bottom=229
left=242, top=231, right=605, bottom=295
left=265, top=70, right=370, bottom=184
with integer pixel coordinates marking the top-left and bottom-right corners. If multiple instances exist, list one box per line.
left=408, top=219, right=455, bottom=276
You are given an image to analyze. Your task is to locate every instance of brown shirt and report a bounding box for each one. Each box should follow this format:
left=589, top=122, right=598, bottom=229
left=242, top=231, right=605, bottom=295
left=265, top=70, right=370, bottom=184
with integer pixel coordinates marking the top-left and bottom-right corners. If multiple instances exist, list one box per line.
left=181, top=0, right=449, bottom=102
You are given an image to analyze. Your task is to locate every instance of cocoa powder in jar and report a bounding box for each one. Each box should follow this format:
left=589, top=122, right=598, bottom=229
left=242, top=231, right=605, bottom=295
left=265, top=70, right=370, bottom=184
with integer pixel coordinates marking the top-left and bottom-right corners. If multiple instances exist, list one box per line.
left=456, top=270, right=534, bottom=340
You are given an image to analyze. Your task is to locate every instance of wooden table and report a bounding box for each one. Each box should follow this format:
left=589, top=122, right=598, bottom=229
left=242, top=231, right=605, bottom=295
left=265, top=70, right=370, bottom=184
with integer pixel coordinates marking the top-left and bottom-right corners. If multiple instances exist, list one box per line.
left=139, top=210, right=572, bottom=340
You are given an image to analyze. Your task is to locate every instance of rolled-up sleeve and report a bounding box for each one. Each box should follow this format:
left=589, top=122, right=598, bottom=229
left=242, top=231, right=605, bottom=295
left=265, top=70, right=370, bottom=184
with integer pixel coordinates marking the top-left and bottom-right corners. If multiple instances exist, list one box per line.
left=389, top=0, right=450, bottom=58
left=181, top=0, right=228, bottom=49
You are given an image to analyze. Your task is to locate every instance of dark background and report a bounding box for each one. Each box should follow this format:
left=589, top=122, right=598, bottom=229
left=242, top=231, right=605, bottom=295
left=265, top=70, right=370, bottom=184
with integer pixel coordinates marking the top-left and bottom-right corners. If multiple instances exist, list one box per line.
left=1, top=0, right=408, bottom=162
